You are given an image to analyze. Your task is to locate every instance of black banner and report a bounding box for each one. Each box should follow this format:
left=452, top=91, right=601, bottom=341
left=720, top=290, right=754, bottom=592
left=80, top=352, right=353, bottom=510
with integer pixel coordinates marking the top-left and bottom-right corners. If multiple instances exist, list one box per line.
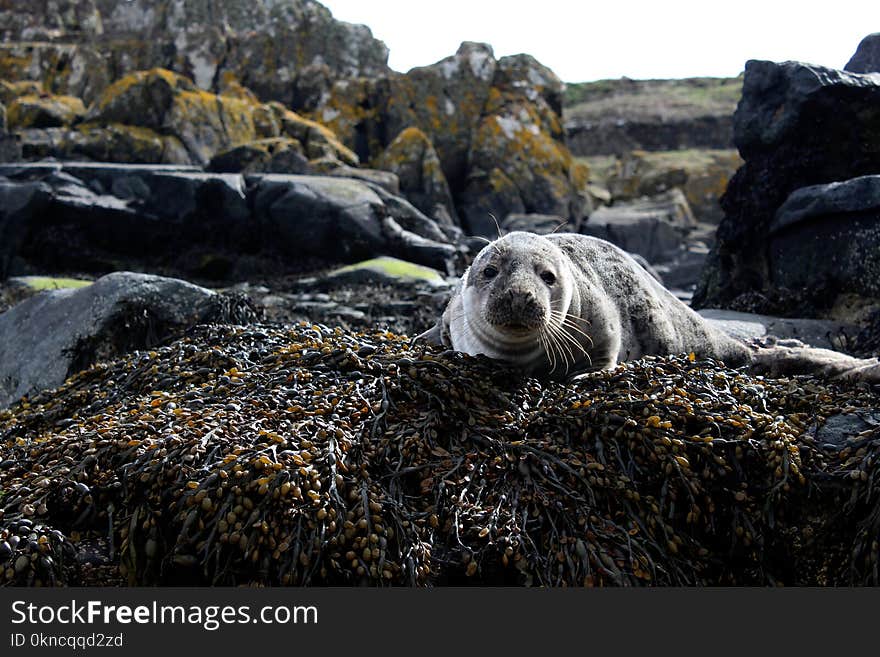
left=0, top=587, right=876, bottom=655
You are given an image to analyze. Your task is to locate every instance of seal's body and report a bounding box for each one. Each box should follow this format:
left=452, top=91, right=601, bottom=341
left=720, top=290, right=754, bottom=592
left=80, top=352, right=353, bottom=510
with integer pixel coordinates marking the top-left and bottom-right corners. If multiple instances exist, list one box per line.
left=421, top=232, right=880, bottom=382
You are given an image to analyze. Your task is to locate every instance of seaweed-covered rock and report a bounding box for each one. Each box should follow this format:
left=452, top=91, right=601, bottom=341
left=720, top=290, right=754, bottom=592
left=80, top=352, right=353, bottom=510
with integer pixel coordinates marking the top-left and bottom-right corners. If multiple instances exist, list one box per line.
left=845, top=33, right=880, bottom=73
left=6, top=93, right=86, bottom=129
left=2, top=322, right=880, bottom=586
left=693, top=60, right=880, bottom=312
left=376, top=127, right=457, bottom=222
left=0, top=271, right=219, bottom=408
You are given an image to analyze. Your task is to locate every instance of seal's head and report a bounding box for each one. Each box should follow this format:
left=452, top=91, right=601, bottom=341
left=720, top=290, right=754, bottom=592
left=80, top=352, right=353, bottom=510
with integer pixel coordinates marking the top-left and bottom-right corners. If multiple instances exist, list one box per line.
left=453, top=232, right=582, bottom=371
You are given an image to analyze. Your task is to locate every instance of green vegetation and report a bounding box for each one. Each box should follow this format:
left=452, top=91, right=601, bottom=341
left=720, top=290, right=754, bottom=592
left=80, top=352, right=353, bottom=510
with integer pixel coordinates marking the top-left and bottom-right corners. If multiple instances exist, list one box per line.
left=13, top=276, right=93, bottom=290
left=331, top=257, right=445, bottom=284
left=563, top=76, right=743, bottom=122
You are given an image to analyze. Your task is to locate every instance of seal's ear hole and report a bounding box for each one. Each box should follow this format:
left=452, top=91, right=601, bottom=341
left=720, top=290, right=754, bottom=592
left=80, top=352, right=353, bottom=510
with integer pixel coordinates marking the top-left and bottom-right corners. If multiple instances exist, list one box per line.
left=540, top=271, right=557, bottom=286
left=483, top=265, right=499, bottom=279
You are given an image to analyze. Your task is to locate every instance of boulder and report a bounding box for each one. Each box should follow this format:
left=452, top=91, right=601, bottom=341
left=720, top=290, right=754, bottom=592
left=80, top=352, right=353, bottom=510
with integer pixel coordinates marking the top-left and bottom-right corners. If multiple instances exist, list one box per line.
left=0, top=271, right=218, bottom=409
left=6, top=93, right=86, bottom=129
left=375, top=127, right=457, bottom=221
left=766, top=175, right=880, bottom=305
left=0, top=0, right=390, bottom=107
left=315, top=43, right=586, bottom=235
left=16, top=123, right=190, bottom=164
left=0, top=80, right=43, bottom=105
left=694, top=60, right=880, bottom=312
left=581, top=189, right=695, bottom=263
left=845, top=33, right=880, bottom=73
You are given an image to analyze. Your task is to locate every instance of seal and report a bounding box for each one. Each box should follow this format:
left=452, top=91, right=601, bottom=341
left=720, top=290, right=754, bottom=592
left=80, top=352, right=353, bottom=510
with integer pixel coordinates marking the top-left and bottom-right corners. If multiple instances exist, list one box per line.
left=419, top=231, right=880, bottom=381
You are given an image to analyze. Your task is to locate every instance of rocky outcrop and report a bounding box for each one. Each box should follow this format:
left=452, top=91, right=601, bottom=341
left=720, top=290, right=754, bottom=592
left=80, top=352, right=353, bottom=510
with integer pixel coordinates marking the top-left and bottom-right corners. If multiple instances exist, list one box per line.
left=693, top=60, right=880, bottom=315
left=0, top=162, right=461, bottom=279
left=5, top=68, right=358, bottom=168
left=376, top=127, right=457, bottom=223
left=317, top=43, right=588, bottom=236
left=563, top=77, right=740, bottom=156
left=0, top=271, right=218, bottom=408
left=0, top=0, right=390, bottom=107
left=845, top=33, right=880, bottom=73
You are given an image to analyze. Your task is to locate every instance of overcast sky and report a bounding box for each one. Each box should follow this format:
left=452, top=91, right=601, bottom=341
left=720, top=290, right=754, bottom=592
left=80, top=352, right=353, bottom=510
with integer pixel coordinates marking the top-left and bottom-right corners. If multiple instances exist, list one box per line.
left=320, top=0, right=874, bottom=82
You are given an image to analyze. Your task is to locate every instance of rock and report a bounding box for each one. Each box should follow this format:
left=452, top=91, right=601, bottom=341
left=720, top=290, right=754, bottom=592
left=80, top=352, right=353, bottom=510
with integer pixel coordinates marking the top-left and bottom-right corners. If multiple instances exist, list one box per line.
left=375, top=127, right=457, bottom=221
left=0, top=80, right=43, bottom=105
left=16, top=124, right=190, bottom=164
left=87, top=68, right=257, bottom=166
left=324, top=165, right=400, bottom=195
left=581, top=189, right=695, bottom=263
left=207, top=138, right=311, bottom=175
left=0, top=0, right=390, bottom=107
left=698, top=308, right=857, bottom=351
left=603, top=149, right=742, bottom=224
left=766, top=175, right=880, bottom=305
left=251, top=174, right=459, bottom=272
left=0, top=271, right=218, bottom=409
left=845, top=33, right=880, bottom=73
left=501, top=213, right=570, bottom=234
left=0, top=162, right=460, bottom=277
left=6, top=93, right=86, bottom=129
left=315, top=43, right=586, bottom=235
left=264, top=101, right=358, bottom=166
left=0, top=101, right=5, bottom=133
left=694, top=60, right=880, bottom=312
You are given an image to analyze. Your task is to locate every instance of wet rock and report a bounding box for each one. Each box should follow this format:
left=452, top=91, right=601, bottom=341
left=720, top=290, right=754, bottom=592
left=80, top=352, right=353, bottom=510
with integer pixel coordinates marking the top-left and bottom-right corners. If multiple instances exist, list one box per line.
left=698, top=309, right=857, bottom=351
left=0, top=271, right=219, bottom=408
left=6, top=94, right=86, bottom=129
left=845, top=33, right=880, bottom=73
left=694, top=60, right=880, bottom=311
left=581, top=189, right=695, bottom=263
left=375, top=127, right=456, bottom=220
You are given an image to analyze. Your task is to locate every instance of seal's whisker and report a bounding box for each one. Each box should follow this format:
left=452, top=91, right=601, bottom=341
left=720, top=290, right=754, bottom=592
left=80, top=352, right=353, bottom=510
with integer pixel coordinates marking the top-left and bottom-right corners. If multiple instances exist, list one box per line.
left=488, top=212, right=504, bottom=239
left=557, top=317, right=594, bottom=348
left=545, top=325, right=573, bottom=372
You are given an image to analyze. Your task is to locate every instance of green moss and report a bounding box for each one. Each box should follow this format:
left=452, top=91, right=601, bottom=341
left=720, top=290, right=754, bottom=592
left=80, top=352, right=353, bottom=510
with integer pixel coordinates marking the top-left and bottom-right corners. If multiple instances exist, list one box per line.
left=13, top=276, right=92, bottom=291
left=330, top=257, right=445, bottom=283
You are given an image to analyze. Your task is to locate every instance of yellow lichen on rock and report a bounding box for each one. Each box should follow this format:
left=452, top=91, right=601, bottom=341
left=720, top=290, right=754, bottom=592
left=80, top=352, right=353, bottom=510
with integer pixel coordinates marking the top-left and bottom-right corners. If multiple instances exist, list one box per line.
left=7, top=93, right=86, bottom=129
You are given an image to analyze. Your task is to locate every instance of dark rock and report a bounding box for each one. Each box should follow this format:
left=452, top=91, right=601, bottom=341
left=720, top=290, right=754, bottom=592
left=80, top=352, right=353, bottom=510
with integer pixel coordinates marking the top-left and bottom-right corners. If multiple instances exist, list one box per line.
left=0, top=271, right=218, bottom=408
left=697, top=309, right=856, bottom=351
left=0, top=101, right=6, bottom=133
left=207, top=138, right=311, bottom=175
left=325, top=165, right=400, bottom=195
left=0, top=162, right=461, bottom=278
left=581, top=189, right=695, bottom=263
left=766, top=175, right=880, bottom=303
left=845, top=33, right=880, bottom=73
left=814, top=412, right=880, bottom=450
left=693, top=60, right=880, bottom=311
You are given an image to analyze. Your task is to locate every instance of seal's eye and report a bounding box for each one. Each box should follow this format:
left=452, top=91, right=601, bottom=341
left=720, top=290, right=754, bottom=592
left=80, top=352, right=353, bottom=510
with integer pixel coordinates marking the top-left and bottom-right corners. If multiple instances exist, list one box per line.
left=483, top=265, right=499, bottom=280
left=541, top=271, right=557, bottom=286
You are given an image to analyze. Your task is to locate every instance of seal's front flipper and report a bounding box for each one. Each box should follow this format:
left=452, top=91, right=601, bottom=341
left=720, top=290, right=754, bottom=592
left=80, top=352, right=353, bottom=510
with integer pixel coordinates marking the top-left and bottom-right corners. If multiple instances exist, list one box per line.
left=413, top=323, right=444, bottom=346
left=749, top=345, right=880, bottom=382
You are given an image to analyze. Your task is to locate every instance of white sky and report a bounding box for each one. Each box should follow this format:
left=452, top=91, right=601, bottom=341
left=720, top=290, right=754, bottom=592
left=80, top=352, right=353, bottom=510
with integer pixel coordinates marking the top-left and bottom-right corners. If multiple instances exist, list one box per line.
left=320, top=0, right=876, bottom=82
